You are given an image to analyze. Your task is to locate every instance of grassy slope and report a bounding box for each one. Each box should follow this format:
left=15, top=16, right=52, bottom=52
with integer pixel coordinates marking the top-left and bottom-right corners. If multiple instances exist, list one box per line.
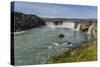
left=46, top=39, right=97, bottom=64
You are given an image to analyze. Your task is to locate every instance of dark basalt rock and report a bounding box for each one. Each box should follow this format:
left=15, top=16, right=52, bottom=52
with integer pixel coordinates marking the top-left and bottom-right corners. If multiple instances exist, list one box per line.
left=58, top=33, right=65, bottom=38
left=11, top=12, right=46, bottom=32
left=81, top=28, right=88, bottom=32
left=54, top=21, right=63, bottom=25
left=68, top=42, right=71, bottom=45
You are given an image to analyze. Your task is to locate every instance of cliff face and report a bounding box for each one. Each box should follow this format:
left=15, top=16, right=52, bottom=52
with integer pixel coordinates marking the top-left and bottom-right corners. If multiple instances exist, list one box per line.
left=11, top=12, right=46, bottom=32
left=75, top=21, right=97, bottom=38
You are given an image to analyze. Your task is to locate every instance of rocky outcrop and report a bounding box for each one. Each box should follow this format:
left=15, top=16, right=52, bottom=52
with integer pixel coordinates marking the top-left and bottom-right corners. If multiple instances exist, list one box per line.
left=75, top=21, right=97, bottom=38
left=58, top=33, right=65, bottom=38
left=11, top=12, right=46, bottom=32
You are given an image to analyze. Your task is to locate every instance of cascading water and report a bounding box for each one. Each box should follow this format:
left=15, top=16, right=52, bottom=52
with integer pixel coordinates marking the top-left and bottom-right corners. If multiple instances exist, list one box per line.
left=45, top=22, right=56, bottom=30
left=60, top=21, right=75, bottom=29
left=75, top=24, right=81, bottom=30
left=87, top=24, right=93, bottom=34
left=45, top=21, right=75, bottom=29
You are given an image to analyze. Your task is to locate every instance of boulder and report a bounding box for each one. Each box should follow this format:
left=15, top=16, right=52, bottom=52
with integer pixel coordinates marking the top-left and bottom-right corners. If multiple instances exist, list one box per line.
left=58, top=33, right=65, bottom=38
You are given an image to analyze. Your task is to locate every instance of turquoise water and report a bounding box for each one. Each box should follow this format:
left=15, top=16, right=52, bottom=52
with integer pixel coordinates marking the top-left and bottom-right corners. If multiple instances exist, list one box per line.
left=14, top=27, right=90, bottom=65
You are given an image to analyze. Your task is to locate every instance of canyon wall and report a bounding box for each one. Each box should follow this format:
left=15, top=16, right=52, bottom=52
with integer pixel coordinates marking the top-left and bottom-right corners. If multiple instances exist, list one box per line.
left=11, top=12, right=46, bottom=32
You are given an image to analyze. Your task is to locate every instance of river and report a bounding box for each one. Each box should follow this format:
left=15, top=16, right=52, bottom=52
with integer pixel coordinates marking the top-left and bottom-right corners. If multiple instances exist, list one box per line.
left=14, top=27, right=91, bottom=65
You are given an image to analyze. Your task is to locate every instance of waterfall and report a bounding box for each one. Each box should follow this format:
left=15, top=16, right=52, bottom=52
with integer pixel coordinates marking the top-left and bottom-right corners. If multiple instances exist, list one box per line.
left=58, top=21, right=61, bottom=28
left=45, top=22, right=56, bottom=30
left=87, top=25, right=93, bottom=34
left=45, top=21, right=75, bottom=29
left=75, top=24, right=81, bottom=30
left=61, top=21, right=75, bottom=29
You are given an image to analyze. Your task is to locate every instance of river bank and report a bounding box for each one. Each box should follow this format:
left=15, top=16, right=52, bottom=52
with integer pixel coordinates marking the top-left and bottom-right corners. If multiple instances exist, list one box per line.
left=46, top=38, right=97, bottom=63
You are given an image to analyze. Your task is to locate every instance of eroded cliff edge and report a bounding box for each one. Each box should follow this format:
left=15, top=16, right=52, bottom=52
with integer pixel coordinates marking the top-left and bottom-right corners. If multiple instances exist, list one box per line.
left=11, top=12, right=46, bottom=32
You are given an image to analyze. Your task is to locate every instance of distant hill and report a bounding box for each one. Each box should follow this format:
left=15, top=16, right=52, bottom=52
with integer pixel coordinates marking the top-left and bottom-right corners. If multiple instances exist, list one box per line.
left=42, top=17, right=97, bottom=22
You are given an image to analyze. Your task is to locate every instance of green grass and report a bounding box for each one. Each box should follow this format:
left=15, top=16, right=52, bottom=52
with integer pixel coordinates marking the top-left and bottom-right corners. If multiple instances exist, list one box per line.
left=46, top=39, right=97, bottom=64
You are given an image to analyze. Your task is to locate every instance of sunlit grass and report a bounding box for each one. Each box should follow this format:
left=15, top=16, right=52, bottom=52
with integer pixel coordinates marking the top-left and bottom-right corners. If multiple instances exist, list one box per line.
left=46, top=39, right=97, bottom=63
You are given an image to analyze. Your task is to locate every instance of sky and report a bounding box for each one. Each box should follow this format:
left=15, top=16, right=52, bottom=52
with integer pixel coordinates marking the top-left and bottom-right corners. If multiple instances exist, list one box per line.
left=12, top=1, right=97, bottom=19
